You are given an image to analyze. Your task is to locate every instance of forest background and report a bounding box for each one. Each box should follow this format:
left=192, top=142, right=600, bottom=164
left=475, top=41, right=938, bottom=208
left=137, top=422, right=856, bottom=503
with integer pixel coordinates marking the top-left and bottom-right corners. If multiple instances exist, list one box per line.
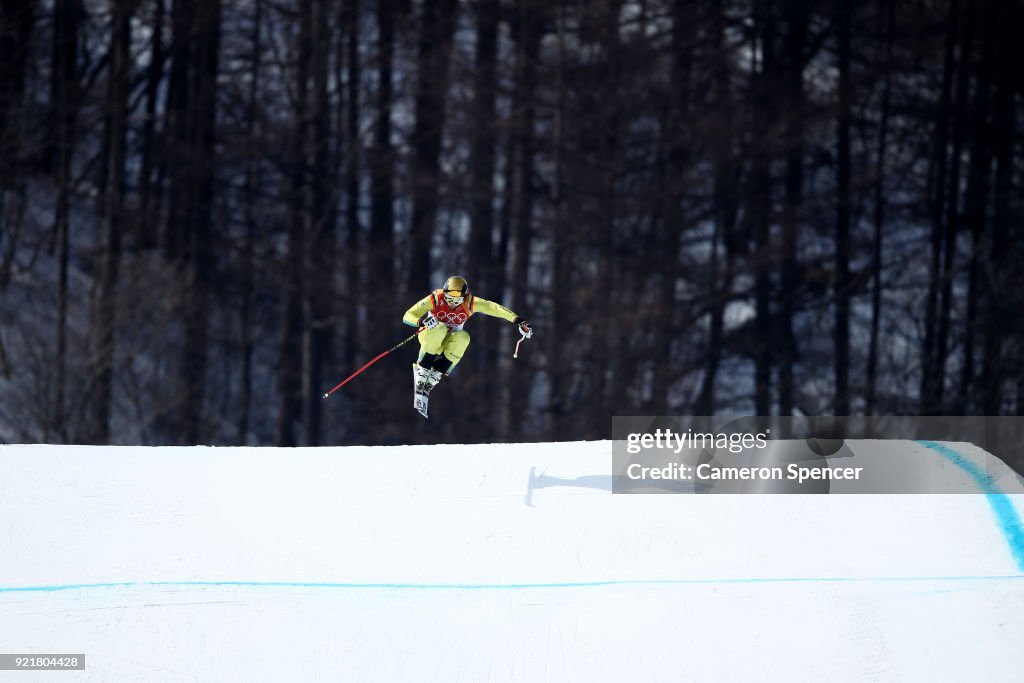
left=0, top=0, right=1021, bottom=469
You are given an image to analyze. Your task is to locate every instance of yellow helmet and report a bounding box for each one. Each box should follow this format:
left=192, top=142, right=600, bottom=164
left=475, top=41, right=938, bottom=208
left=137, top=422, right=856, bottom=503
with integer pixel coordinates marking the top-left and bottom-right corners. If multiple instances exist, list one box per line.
left=442, top=275, right=469, bottom=306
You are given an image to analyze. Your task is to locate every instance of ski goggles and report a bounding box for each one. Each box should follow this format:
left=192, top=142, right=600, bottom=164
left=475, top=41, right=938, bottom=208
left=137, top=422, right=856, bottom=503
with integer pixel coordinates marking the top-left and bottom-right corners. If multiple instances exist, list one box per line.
left=443, top=290, right=465, bottom=306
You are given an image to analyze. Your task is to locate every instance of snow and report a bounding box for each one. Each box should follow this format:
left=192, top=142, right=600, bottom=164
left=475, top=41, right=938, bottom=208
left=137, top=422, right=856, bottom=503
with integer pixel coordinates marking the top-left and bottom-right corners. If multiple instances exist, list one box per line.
left=1, top=440, right=1023, bottom=681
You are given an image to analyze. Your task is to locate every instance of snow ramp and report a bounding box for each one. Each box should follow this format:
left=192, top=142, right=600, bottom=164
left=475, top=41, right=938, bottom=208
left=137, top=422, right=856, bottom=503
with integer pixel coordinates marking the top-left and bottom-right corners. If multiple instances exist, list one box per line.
left=1, top=441, right=1023, bottom=681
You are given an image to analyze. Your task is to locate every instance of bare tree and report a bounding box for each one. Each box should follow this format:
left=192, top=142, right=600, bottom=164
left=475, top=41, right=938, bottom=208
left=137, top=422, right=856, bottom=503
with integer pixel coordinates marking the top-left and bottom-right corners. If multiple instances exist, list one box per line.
left=407, top=0, right=458, bottom=294
left=866, top=0, right=894, bottom=415
left=501, top=0, right=542, bottom=437
left=276, top=0, right=314, bottom=446
left=50, top=0, right=83, bottom=440
left=87, top=0, right=135, bottom=444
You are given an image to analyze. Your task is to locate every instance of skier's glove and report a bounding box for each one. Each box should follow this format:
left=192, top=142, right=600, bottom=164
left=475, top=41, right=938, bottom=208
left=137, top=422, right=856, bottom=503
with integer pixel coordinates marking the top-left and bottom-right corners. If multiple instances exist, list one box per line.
left=419, top=312, right=441, bottom=330
left=513, top=317, right=533, bottom=339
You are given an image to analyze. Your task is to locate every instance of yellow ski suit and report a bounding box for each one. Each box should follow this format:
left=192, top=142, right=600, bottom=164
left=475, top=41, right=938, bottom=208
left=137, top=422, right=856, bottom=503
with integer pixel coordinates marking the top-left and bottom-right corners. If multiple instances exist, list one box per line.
left=403, top=290, right=519, bottom=373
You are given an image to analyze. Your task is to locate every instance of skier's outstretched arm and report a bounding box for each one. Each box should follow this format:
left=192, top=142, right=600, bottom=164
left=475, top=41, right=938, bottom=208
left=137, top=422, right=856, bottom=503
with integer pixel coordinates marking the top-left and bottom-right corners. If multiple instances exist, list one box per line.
left=472, top=297, right=532, bottom=337
left=469, top=297, right=517, bottom=322
left=402, top=295, right=435, bottom=327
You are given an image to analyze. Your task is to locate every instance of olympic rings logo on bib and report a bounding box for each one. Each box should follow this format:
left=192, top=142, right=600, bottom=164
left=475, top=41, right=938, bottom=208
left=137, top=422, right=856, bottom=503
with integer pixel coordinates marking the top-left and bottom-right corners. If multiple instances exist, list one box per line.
left=435, top=310, right=468, bottom=325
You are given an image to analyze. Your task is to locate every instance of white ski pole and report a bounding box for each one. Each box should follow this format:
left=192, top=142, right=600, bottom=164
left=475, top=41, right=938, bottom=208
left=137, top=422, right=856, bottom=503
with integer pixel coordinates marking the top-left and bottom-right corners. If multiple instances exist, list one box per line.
left=513, top=329, right=529, bottom=359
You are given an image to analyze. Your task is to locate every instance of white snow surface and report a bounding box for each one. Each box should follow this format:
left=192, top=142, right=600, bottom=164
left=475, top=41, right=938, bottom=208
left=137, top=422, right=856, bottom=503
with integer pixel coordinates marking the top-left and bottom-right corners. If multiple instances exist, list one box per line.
left=1, top=440, right=1023, bottom=682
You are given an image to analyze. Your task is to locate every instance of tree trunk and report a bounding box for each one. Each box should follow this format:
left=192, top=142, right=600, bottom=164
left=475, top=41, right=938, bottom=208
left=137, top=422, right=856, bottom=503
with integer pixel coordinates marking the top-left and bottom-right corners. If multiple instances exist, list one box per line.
left=0, top=0, right=38, bottom=186
left=934, top=0, right=974, bottom=414
left=651, top=0, right=688, bottom=416
left=981, top=0, right=1015, bottom=415
left=88, top=0, right=134, bottom=444
left=698, top=0, right=737, bottom=416
left=751, top=0, right=775, bottom=415
left=587, top=0, right=621, bottom=430
left=237, top=0, right=262, bottom=445
left=777, top=0, right=806, bottom=416
left=164, top=0, right=193, bottom=262
left=177, top=0, right=221, bottom=443
left=464, top=0, right=499, bottom=434
left=339, top=0, right=368, bottom=437
left=368, top=0, right=395, bottom=359
left=51, top=0, right=82, bottom=440
left=833, top=0, right=852, bottom=415
left=276, top=0, right=313, bottom=446
left=302, top=0, right=334, bottom=446
left=406, top=0, right=458, bottom=295
left=344, top=0, right=360, bottom=334
left=958, top=0, right=992, bottom=412
left=866, top=0, right=894, bottom=415
left=0, top=0, right=36, bottom=297
left=920, top=0, right=959, bottom=414
left=138, top=0, right=165, bottom=250
left=468, top=0, right=498, bottom=291
left=501, top=0, right=541, bottom=437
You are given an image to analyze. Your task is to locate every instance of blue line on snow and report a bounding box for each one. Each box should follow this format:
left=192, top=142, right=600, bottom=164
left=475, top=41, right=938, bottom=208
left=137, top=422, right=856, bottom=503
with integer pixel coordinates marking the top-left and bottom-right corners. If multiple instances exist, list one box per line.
left=918, top=440, right=1024, bottom=572
left=2, top=575, right=1024, bottom=594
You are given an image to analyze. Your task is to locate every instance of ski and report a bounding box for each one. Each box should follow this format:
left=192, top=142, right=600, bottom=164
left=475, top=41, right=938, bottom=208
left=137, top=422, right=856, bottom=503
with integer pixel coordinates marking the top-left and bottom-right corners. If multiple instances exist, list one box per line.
left=412, top=363, right=442, bottom=419
left=414, top=392, right=430, bottom=419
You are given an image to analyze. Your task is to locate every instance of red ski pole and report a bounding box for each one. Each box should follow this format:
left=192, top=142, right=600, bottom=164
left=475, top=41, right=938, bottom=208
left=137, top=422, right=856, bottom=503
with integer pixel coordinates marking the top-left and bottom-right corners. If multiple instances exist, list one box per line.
left=322, top=328, right=423, bottom=399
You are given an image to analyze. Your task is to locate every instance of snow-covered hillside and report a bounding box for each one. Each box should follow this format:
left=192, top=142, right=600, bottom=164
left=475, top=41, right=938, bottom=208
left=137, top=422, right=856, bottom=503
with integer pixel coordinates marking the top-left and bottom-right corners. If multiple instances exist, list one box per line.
left=1, top=441, right=1023, bottom=681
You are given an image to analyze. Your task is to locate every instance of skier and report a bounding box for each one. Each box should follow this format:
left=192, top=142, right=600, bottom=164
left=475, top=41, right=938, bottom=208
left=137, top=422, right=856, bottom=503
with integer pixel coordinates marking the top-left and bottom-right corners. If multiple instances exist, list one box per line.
left=403, top=275, right=532, bottom=418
